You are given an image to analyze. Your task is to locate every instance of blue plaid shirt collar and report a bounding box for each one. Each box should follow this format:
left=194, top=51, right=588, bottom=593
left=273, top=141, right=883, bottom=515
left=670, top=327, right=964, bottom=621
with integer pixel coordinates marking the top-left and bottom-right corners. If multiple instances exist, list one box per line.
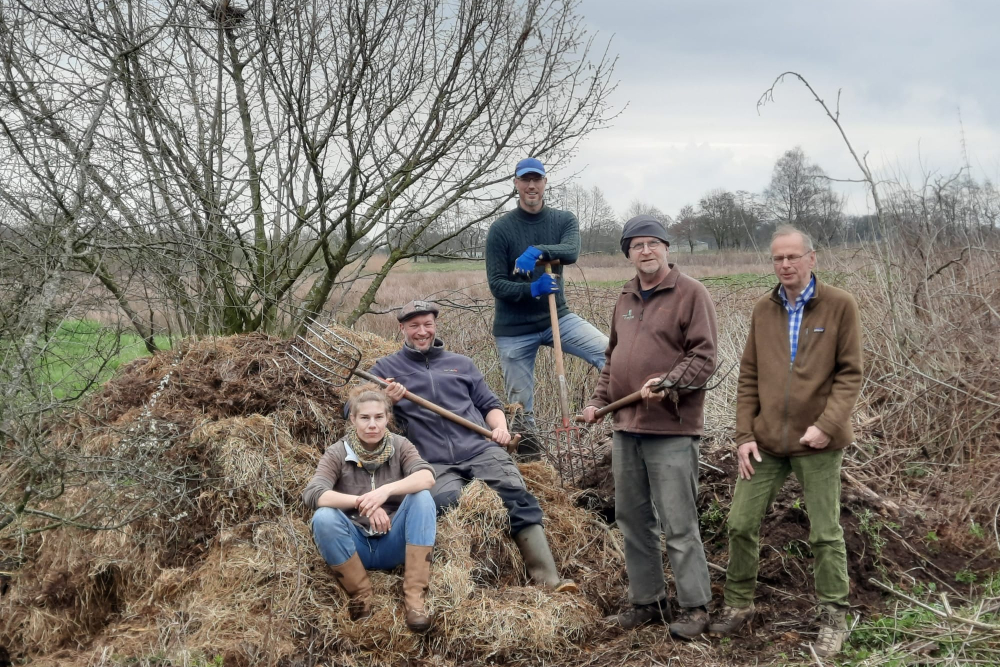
left=778, top=275, right=816, bottom=362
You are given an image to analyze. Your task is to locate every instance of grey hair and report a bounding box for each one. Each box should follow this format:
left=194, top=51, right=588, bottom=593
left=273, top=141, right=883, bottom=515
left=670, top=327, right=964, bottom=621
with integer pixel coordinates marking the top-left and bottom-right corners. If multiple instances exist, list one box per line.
left=771, top=225, right=814, bottom=252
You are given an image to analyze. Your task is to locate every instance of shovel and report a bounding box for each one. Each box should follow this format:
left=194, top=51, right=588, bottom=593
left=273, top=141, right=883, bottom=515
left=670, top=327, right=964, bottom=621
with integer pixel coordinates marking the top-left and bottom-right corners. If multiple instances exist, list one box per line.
left=287, top=321, right=521, bottom=452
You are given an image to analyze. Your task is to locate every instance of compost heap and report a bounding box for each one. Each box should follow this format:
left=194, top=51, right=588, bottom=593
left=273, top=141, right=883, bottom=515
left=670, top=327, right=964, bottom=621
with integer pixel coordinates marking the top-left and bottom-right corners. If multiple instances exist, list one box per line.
left=0, top=331, right=625, bottom=667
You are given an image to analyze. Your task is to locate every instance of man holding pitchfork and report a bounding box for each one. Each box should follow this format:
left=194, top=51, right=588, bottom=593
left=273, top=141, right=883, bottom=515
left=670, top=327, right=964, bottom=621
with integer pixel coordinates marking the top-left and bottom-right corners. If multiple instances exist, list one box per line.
left=486, top=157, right=609, bottom=461
left=581, top=214, right=718, bottom=638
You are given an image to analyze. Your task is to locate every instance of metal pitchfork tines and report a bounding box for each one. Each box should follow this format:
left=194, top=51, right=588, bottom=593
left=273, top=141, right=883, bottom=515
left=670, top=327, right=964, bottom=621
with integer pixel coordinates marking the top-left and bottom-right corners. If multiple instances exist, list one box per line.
left=287, top=321, right=521, bottom=451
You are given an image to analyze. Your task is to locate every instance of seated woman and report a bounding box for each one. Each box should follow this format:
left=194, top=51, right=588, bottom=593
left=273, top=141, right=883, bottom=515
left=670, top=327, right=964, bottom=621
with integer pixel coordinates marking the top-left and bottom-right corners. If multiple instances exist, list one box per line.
left=302, top=383, right=437, bottom=632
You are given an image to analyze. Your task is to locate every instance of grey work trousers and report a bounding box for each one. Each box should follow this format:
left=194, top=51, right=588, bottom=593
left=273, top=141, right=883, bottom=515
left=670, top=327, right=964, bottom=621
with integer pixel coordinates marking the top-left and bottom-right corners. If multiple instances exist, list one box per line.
left=430, top=446, right=544, bottom=535
left=613, top=432, right=712, bottom=608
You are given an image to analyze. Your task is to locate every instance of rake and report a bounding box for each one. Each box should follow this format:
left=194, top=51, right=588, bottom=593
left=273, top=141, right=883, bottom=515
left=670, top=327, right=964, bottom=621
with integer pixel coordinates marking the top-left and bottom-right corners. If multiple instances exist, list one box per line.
left=287, top=321, right=521, bottom=451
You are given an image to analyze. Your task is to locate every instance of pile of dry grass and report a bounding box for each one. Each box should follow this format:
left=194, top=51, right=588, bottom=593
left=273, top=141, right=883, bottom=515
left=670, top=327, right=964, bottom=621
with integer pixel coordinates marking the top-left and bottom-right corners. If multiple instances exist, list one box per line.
left=0, top=331, right=626, bottom=667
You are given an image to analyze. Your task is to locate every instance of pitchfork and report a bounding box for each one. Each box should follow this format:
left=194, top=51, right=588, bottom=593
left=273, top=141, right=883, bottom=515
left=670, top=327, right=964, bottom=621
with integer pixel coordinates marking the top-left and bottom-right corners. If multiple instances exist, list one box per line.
left=287, top=321, right=521, bottom=451
left=573, top=354, right=735, bottom=423
left=540, top=261, right=594, bottom=485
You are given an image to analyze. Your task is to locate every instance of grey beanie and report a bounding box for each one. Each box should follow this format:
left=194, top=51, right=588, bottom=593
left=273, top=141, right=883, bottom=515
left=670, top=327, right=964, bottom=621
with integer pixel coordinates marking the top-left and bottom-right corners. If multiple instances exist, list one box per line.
left=621, top=214, right=670, bottom=256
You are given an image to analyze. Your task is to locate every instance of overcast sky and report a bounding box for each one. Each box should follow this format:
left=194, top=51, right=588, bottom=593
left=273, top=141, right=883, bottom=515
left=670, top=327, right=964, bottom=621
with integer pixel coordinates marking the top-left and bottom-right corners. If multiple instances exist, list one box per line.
left=561, top=0, right=999, bottom=218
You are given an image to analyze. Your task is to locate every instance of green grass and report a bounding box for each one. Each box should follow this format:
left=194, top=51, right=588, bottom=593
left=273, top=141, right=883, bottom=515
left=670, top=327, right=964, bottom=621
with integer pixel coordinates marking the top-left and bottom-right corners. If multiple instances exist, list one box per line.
left=843, top=596, right=1000, bottom=666
left=34, top=319, right=171, bottom=400
left=404, top=259, right=485, bottom=272
left=699, top=273, right=773, bottom=288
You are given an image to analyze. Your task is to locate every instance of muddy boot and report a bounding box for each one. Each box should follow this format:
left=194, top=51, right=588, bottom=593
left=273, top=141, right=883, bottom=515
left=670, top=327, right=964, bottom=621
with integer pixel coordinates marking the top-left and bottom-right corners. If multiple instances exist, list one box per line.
left=402, top=545, right=433, bottom=633
left=707, top=603, right=754, bottom=637
left=813, top=604, right=848, bottom=658
left=511, top=412, right=545, bottom=462
left=513, top=524, right=578, bottom=592
left=331, top=553, right=373, bottom=621
left=605, top=598, right=672, bottom=629
left=669, top=606, right=710, bottom=639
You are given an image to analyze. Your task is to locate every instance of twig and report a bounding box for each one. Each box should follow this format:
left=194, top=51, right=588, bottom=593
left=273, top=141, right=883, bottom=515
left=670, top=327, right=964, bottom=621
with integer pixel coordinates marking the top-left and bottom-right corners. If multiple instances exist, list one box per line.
left=869, top=579, right=1000, bottom=631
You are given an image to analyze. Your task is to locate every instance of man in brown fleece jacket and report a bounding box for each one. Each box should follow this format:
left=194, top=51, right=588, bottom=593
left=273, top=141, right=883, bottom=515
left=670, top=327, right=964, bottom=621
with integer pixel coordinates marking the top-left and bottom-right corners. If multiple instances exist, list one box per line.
left=582, top=214, right=717, bottom=639
left=709, top=226, right=863, bottom=659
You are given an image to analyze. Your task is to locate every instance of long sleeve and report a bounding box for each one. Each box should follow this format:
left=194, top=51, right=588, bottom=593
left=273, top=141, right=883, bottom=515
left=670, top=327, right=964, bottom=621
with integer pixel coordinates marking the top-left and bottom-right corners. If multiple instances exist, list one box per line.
left=301, top=447, right=343, bottom=510
left=486, top=221, right=533, bottom=304
left=534, top=211, right=580, bottom=264
left=734, top=308, right=761, bottom=446
left=588, top=311, right=617, bottom=409
left=664, top=281, right=718, bottom=390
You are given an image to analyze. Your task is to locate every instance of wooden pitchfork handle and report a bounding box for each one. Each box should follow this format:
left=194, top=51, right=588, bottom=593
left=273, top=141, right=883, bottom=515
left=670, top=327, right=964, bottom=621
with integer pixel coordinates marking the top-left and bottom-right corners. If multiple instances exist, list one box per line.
left=352, top=368, right=522, bottom=452
left=572, top=390, right=643, bottom=423
left=572, top=376, right=673, bottom=423
left=542, top=261, right=573, bottom=426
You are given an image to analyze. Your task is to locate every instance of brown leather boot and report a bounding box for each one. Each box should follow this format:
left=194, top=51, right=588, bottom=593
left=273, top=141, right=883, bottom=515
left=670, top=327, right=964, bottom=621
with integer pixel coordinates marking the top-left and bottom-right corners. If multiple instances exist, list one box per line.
left=331, top=553, right=373, bottom=621
left=403, top=544, right=433, bottom=633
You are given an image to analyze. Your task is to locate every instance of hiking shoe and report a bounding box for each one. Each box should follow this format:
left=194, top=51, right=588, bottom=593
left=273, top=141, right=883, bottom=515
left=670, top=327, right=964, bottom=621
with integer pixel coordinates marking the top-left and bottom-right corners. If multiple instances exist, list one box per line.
left=669, top=606, right=710, bottom=639
left=813, top=604, right=848, bottom=658
left=605, top=598, right=673, bottom=630
left=707, top=603, right=754, bottom=637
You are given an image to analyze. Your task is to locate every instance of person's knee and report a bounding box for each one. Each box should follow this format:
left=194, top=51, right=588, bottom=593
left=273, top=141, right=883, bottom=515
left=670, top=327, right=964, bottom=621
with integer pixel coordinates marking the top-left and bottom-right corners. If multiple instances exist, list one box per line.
left=433, top=488, right=461, bottom=515
left=725, top=509, right=760, bottom=539
left=311, top=507, right=349, bottom=533
left=411, top=489, right=436, bottom=514
left=500, top=490, right=544, bottom=532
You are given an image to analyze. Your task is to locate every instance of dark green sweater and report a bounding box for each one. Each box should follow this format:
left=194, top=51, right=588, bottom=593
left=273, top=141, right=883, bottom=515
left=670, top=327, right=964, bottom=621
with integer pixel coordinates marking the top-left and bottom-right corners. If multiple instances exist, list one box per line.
left=485, top=205, right=580, bottom=336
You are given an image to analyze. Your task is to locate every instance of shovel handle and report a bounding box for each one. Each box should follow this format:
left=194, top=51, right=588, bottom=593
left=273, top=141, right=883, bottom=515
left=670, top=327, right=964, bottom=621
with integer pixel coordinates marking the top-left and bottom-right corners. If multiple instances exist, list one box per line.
left=352, top=368, right=522, bottom=450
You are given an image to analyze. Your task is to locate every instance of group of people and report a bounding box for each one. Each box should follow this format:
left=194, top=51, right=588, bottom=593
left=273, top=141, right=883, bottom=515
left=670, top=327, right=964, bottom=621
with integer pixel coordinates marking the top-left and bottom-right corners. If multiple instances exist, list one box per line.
left=301, top=158, right=863, bottom=659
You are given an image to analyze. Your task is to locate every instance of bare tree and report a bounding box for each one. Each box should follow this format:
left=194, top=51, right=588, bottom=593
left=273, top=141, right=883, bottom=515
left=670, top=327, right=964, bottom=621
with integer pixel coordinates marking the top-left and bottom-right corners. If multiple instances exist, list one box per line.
left=764, top=146, right=843, bottom=245
left=622, top=199, right=672, bottom=227
left=0, top=0, right=617, bottom=339
left=553, top=184, right=620, bottom=254
left=670, top=204, right=701, bottom=254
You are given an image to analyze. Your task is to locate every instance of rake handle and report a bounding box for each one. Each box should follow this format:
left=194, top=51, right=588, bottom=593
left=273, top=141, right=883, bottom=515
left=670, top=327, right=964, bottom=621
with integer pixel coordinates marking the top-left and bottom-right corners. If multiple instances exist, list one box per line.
left=352, top=368, right=522, bottom=451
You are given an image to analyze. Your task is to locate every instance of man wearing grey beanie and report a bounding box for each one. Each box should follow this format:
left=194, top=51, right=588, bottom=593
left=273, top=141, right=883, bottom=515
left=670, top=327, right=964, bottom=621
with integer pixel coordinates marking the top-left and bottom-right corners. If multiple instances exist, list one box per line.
left=582, top=214, right=717, bottom=638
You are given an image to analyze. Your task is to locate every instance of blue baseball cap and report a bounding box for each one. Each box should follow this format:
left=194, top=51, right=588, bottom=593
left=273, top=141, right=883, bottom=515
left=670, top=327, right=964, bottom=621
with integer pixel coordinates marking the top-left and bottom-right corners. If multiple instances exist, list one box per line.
left=515, top=157, right=546, bottom=178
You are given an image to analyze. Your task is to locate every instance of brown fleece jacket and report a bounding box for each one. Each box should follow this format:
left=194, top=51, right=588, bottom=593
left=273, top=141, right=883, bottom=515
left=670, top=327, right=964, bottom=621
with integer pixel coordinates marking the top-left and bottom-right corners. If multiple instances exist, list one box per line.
left=735, top=276, right=863, bottom=456
left=301, top=433, right=435, bottom=531
left=588, top=264, right=717, bottom=436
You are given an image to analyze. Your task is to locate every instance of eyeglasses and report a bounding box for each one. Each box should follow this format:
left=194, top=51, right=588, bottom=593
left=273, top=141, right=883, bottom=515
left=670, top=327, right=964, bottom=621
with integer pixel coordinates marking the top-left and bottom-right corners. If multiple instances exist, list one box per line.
left=771, top=253, right=811, bottom=265
left=629, top=240, right=664, bottom=253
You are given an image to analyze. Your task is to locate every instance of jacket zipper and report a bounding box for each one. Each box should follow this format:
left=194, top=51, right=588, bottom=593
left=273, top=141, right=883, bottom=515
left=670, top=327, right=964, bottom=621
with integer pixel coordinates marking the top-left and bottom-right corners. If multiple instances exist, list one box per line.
left=782, top=312, right=810, bottom=454
left=623, top=296, right=645, bottom=432
left=425, top=355, right=457, bottom=463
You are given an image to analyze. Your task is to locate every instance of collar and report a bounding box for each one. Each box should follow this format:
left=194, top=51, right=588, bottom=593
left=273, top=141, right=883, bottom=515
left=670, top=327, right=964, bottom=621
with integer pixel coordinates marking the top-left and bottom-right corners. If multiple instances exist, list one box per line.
left=773, top=274, right=818, bottom=308
left=401, top=338, right=445, bottom=362
left=514, top=204, right=550, bottom=223
left=343, top=440, right=359, bottom=464
left=622, top=263, right=680, bottom=297
left=344, top=435, right=396, bottom=463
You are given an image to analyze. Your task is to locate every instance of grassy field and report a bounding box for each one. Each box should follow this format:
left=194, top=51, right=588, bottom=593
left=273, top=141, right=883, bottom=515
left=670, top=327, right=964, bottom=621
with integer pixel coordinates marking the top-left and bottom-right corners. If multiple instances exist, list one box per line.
left=35, top=319, right=172, bottom=399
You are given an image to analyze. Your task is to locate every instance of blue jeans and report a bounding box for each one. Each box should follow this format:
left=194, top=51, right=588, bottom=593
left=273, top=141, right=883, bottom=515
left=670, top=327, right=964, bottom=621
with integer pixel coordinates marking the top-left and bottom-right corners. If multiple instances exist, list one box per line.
left=495, top=313, right=607, bottom=421
left=311, top=490, right=436, bottom=570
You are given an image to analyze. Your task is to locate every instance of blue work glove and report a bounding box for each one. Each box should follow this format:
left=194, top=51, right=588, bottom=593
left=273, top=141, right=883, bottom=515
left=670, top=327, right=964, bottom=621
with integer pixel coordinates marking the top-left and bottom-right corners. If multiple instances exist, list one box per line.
left=513, top=246, right=546, bottom=276
left=530, top=273, right=560, bottom=298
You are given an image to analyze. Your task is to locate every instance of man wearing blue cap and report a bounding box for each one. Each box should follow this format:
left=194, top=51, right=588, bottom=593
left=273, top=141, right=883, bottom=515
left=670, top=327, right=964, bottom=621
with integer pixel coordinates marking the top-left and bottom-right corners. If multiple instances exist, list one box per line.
left=485, top=157, right=609, bottom=460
